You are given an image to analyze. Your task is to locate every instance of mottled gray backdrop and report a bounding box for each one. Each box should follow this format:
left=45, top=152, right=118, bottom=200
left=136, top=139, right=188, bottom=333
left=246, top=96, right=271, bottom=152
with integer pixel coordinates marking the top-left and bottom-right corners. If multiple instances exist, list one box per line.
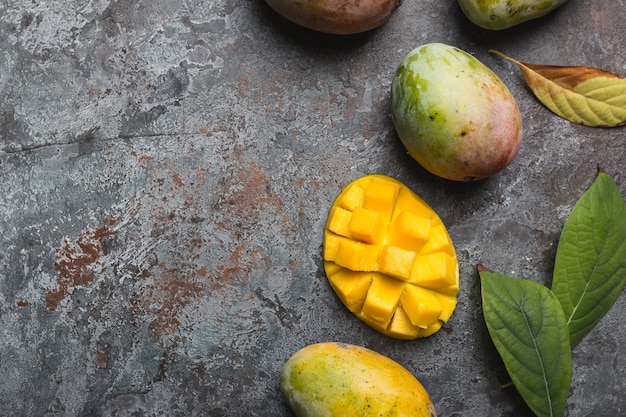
left=1, top=1, right=624, bottom=416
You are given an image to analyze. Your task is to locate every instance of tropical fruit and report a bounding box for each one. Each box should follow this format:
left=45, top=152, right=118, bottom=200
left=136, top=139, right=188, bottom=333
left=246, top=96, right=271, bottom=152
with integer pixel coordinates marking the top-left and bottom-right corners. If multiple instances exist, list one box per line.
left=264, top=0, right=402, bottom=34
left=280, top=342, right=437, bottom=417
left=323, top=174, right=459, bottom=339
left=391, top=43, right=522, bottom=181
left=458, top=0, right=570, bottom=30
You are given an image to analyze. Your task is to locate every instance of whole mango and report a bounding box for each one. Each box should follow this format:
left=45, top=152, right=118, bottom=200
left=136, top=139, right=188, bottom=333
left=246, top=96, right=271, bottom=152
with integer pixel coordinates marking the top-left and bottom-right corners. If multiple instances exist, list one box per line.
left=458, top=0, right=570, bottom=30
left=391, top=43, right=522, bottom=182
left=264, top=0, right=402, bottom=34
left=280, top=342, right=437, bottom=417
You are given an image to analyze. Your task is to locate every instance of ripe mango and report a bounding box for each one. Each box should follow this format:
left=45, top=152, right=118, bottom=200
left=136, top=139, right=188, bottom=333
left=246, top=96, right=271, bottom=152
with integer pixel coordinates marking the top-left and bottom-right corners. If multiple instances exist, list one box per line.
left=323, top=174, right=459, bottom=339
left=391, top=43, right=522, bottom=181
left=264, top=0, right=402, bottom=34
left=458, top=0, right=570, bottom=30
left=280, top=342, right=437, bottom=417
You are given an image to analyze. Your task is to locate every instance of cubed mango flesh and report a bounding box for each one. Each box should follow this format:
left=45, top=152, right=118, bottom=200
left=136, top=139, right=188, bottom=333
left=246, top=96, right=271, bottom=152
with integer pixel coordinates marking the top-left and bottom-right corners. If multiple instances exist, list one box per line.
left=328, top=269, right=373, bottom=312
left=323, top=174, right=459, bottom=339
left=361, top=274, right=406, bottom=328
left=349, top=207, right=383, bottom=244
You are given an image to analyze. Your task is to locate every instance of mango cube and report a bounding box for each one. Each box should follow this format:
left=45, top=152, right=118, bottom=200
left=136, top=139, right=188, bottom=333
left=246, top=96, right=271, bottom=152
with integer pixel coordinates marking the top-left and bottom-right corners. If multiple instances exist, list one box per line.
left=361, top=274, right=405, bottom=328
left=363, top=178, right=399, bottom=218
left=336, top=183, right=365, bottom=211
left=349, top=207, right=382, bottom=244
left=327, top=206, right=353, bottom=238
left=323, top=260, right=343, bottom=277
left=323, top=233, right=341, bottom=262
left=419, top=219, right=454, bottom=255
left=328, top=268, right=372, bottom=312
left=386, top=307, right=420, bottom=340
left=333, top=239, right=378, bottom=271
left=378, top=245, right=416, bottom=280
left=410, top=252, right=457, bottom=289
left=388, top=210, right=431, bottom=253
left=402, top=285, right=443, bottom=329
left=434, top=293, right=458, bottom=322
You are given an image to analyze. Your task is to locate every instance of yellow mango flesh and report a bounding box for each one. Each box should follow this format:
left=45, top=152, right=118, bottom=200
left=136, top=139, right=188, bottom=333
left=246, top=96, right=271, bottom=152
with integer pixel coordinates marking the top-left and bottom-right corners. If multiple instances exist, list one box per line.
left=280, top=342, right=437, bottom=417
left=323, top=174, right=459, bottom=339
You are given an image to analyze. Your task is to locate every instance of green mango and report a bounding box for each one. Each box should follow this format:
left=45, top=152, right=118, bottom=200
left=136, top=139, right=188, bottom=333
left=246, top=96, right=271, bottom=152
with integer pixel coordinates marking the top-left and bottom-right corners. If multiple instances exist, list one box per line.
left=458, top=0, right=570, bottom=30
left=280, top=342, right=437, bottom=417
left=390, top=43, right=522, bottom=182
left=264, top=0, right=402, bottom=34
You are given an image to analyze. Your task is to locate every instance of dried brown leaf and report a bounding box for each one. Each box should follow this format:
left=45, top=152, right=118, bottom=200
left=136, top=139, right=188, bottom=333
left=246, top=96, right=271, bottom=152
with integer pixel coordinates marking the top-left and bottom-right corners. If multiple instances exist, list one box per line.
left=490, top=50, right=626, bottom=127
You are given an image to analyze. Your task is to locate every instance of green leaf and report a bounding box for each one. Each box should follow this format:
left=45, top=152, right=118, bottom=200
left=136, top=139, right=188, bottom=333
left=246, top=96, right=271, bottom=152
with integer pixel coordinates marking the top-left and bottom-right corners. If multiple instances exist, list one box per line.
left=552, top=171, right=626, bottom=347
left=480, top=268, right=572, bottom=417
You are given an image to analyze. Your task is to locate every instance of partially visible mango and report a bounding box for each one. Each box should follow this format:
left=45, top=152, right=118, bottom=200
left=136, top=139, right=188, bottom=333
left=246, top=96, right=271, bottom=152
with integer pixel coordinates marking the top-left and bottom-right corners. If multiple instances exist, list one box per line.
left=264, top=0, right=402, bottom=35
left=323, top=174, right=459, bottom=339
left=458, top=0, right=570, bottom=30
left=280, top=342, right=437, bottom=417
left=391, top=43, right=522, bottom=181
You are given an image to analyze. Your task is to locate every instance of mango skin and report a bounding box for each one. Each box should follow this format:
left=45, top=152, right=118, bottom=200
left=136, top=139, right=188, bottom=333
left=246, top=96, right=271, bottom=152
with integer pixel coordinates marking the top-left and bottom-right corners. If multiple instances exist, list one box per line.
left=458, top=0, right=570, bottom=30
left=264, top=0, right=402, bottom=35
left=391, top=43, right=522, bottom=182
left=280, top=342, right=437, bottom=417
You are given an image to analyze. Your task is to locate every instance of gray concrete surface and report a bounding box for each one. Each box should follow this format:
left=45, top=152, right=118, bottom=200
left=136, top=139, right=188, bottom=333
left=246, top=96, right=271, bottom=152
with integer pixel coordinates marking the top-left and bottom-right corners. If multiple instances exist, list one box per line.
left=1, top=1, right=624, bottom=416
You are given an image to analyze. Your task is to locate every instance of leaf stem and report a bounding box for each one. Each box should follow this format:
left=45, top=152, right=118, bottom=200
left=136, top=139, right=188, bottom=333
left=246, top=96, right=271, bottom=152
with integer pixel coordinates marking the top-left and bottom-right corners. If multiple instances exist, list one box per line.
left=500, top=380, right=514, bottom=389
left=488, top=49, right=521, bottom=66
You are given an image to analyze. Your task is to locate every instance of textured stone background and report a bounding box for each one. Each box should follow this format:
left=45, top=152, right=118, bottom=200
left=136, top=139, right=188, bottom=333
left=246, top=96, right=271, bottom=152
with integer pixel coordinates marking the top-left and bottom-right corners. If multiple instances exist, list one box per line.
left=1, top=1, right=624, bottom=416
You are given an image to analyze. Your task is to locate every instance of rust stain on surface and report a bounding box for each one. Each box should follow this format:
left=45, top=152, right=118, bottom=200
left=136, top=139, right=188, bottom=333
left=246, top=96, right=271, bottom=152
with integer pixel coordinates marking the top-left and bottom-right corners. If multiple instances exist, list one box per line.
left=216, top=244, right=270, bottom=290
left=141, top=262, right=205, bottom=339
left=46, top=226, right=117, bottom=310
left=226, top=157, right=284, bottom=218
left=95, top=353, right=108, bottom=369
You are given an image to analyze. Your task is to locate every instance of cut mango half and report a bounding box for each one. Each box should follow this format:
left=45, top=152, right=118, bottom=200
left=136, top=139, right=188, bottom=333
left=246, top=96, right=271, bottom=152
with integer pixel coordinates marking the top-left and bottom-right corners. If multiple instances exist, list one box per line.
left=323, top=174, right=459, bottom=339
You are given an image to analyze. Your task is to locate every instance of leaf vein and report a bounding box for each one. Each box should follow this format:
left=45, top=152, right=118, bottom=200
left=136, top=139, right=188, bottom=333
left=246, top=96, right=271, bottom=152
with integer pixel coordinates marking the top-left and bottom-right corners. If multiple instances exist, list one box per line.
left=520, top=296, right=554, bottom=417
